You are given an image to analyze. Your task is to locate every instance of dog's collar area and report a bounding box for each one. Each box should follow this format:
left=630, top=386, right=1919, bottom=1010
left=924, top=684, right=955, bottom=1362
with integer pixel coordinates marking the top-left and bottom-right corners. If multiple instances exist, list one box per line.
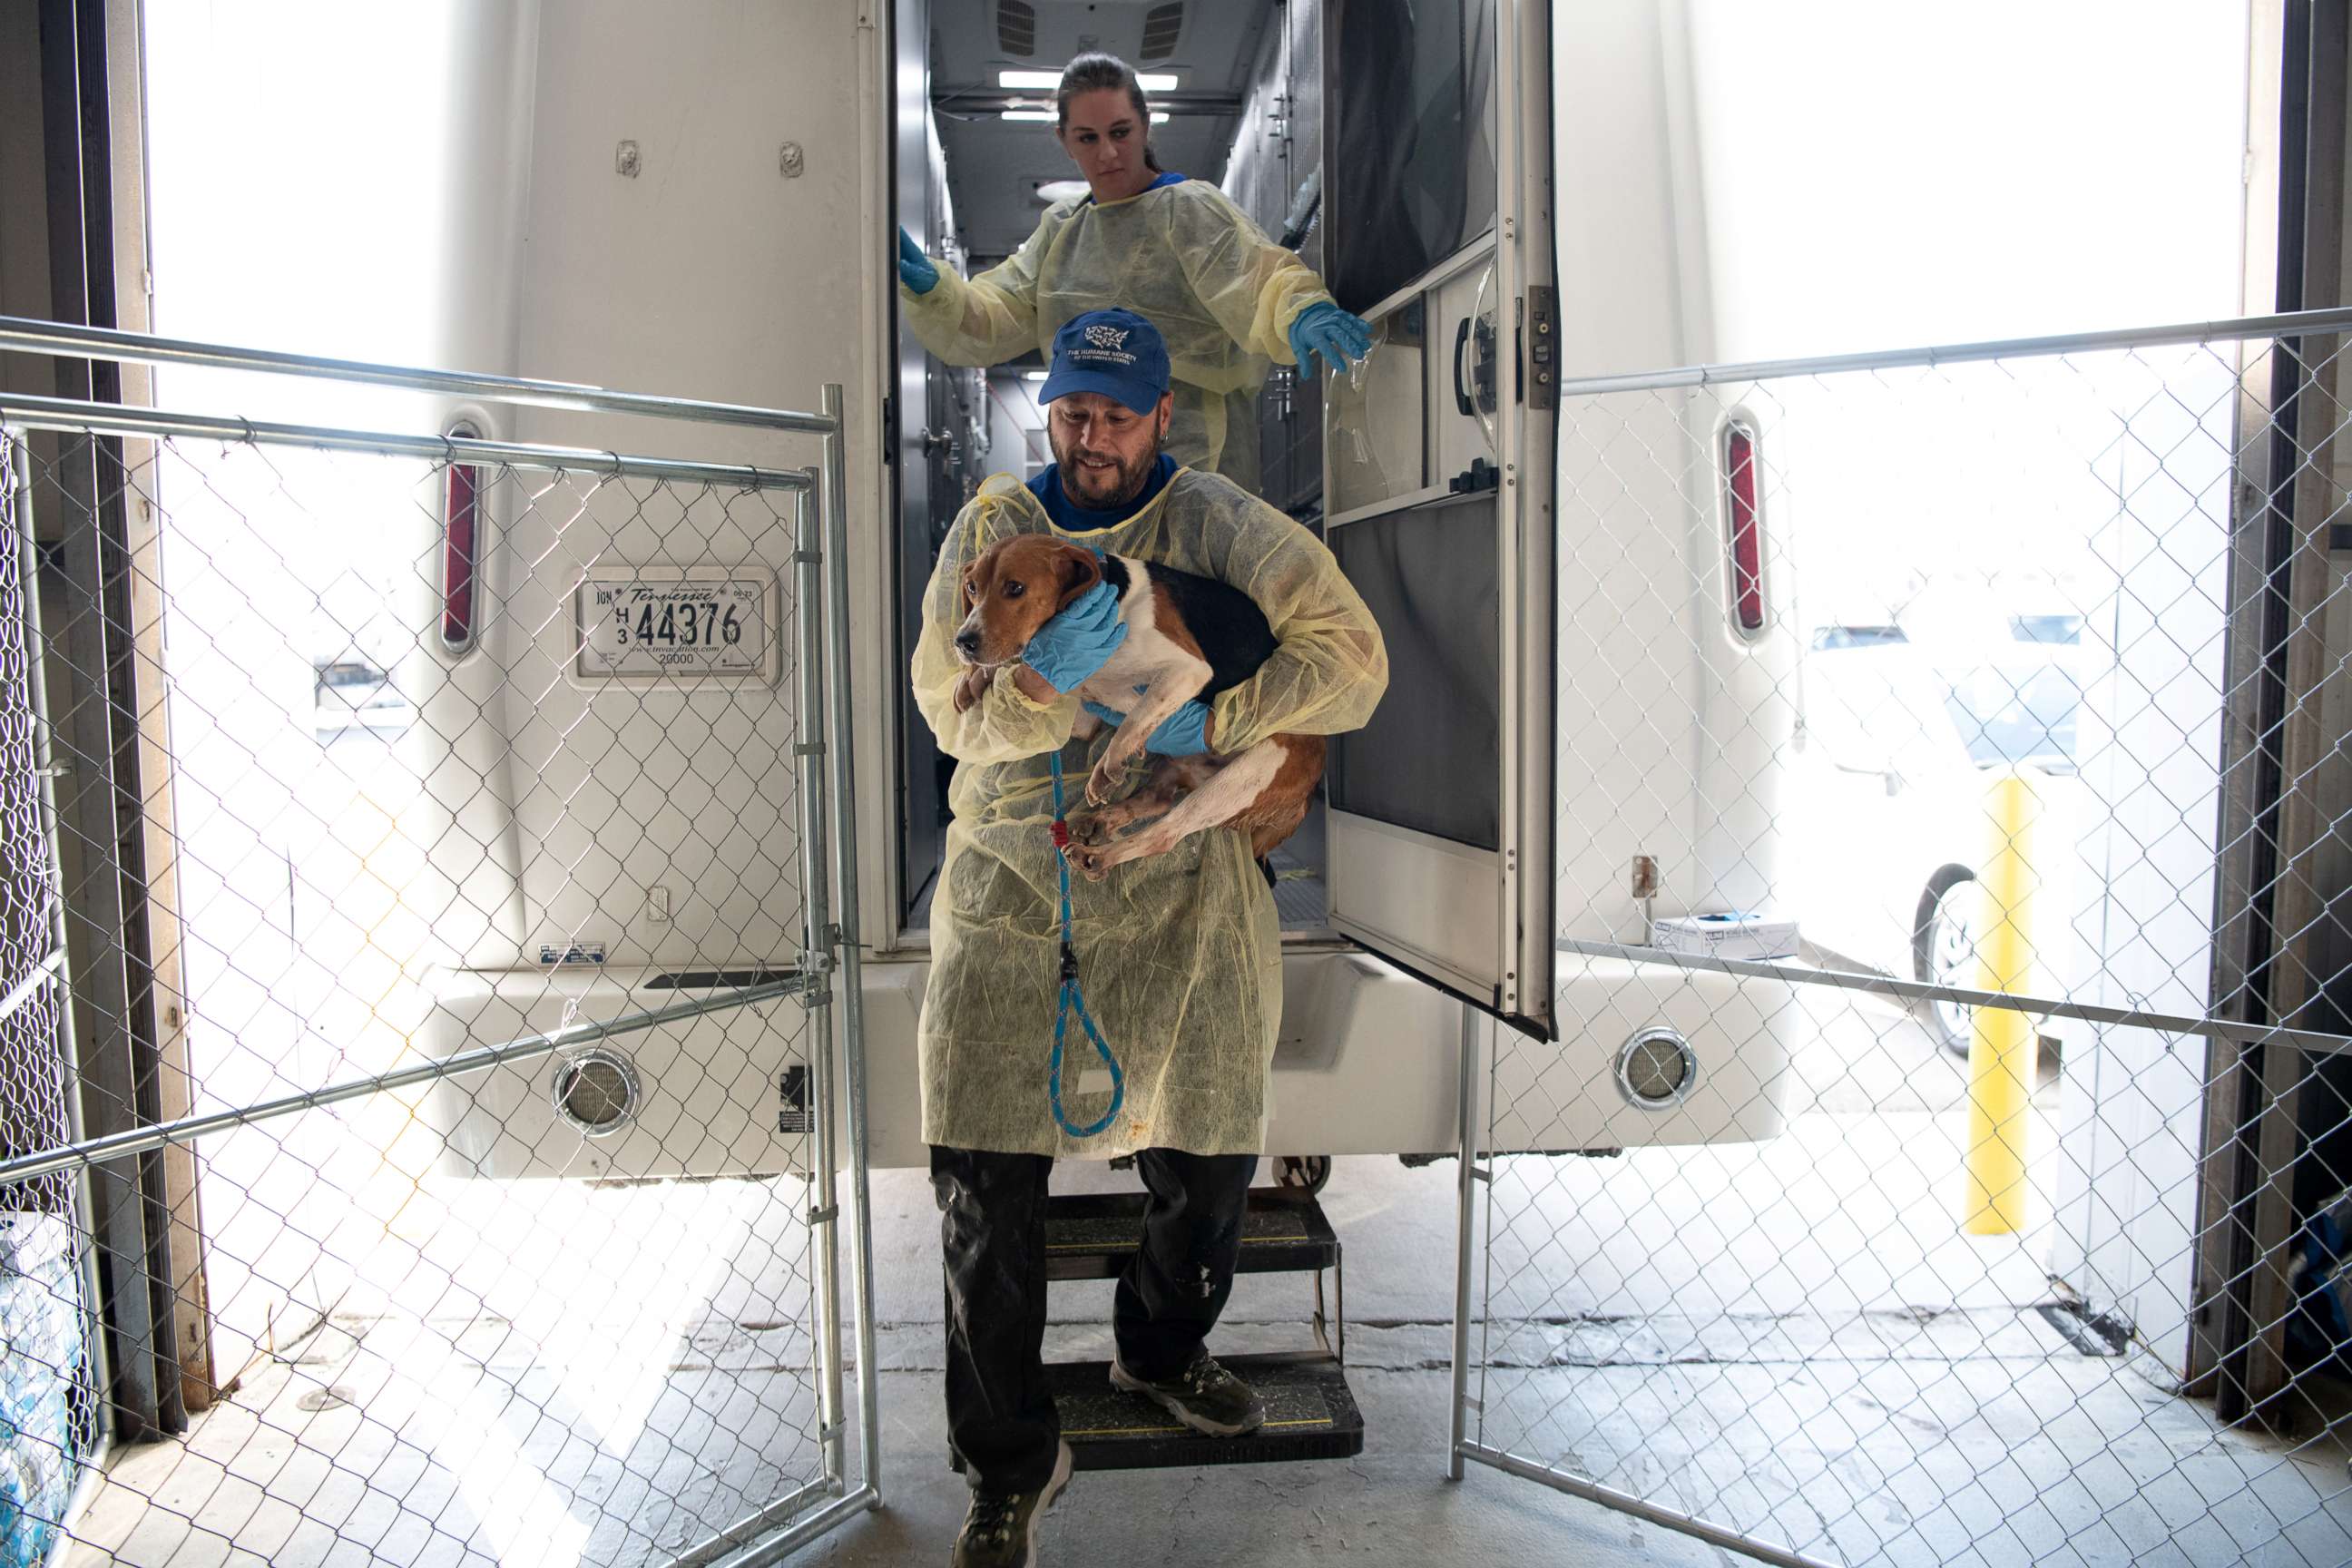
left=1097, top=554, right=1132, bottom=600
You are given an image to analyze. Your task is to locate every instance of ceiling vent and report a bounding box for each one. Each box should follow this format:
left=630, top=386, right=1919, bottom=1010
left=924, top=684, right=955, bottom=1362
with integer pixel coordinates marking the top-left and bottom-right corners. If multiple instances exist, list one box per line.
left=1139, top=3, right=1184, bottom=61
left=998, top=0, right=1037, bottom=57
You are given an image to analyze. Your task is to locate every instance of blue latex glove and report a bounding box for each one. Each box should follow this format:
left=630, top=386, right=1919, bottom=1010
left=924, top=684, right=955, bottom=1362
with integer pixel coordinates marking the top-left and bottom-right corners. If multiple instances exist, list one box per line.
left=1288, top=300, right=1373, bottom=378
left=1083, top=697, right=1213, bottom=757
left=1021, top=580, right=1128, bottom=692
left=897, top=228, right=939, bottom=295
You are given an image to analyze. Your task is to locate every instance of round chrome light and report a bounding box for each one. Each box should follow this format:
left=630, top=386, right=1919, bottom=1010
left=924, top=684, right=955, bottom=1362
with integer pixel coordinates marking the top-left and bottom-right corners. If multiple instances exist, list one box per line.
left=1614, top=1027, right=1698, bottom=1109
left=551, top=1047, right=642, bottom=1137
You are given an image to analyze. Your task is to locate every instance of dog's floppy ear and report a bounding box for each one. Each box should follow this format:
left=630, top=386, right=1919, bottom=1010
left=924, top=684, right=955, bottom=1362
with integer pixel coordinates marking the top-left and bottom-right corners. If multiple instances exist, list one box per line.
left=1054, top=545, right=1102, bottom=609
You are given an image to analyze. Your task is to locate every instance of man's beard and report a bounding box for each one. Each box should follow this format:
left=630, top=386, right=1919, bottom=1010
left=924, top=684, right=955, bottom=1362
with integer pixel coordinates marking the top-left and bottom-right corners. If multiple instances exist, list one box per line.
left=1053, top=435, right=1160, bottom=510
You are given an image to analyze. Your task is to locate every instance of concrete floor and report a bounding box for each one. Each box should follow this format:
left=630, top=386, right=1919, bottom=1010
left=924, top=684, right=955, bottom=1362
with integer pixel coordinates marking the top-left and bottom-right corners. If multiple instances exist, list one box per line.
left=51, top=993, right=2352, bottom=1568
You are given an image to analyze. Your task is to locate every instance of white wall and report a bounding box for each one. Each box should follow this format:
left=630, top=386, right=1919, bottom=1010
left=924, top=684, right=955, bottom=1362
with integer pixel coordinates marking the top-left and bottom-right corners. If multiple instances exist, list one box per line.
left=1674, top=0, right=2249, bottom=363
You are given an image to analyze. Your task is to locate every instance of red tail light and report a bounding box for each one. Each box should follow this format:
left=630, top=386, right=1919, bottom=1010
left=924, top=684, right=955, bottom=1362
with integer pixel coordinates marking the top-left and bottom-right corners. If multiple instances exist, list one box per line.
left=1723, top=423, right=1765, bottom=635
left=442, top=430, right=480, bottom=652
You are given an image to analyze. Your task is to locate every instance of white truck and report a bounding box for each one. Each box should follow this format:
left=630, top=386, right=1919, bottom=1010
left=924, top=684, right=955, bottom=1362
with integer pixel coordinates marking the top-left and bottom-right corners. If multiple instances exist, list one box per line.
left=162, top=0, right=2171, bottom=1182
left=374, top=0, right=1802, bottom=1178
left=133, top=0, right=2243, bottom=1190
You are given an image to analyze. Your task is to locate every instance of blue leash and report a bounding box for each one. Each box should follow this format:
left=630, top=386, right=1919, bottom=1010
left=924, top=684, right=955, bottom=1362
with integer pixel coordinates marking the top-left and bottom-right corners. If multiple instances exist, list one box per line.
left=1046, top=750, right=1124, bottom=1137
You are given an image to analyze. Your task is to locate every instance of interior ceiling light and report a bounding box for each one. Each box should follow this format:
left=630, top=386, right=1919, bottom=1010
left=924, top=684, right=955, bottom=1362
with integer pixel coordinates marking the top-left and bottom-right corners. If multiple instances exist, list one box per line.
left=999, top=69, right=1178, bottom=91
left=1023, top=370, right=1049, bottom=382
left=1035, top=180, right=1090, bottom=203
left=1151, top=112, right=1170, bottom=123
left=1000, top=109, right=1055, bottom=122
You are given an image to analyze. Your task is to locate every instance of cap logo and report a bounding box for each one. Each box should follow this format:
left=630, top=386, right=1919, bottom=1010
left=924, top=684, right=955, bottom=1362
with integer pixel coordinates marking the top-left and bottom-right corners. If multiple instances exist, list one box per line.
left=1084, top=324, right=1130, bottom=350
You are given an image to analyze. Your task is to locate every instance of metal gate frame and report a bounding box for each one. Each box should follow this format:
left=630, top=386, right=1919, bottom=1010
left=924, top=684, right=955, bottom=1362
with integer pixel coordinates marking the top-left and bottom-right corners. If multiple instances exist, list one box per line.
left=0, top=319, right=881, bottom=1568
left=1446, top=303, right=2352, bottom=1568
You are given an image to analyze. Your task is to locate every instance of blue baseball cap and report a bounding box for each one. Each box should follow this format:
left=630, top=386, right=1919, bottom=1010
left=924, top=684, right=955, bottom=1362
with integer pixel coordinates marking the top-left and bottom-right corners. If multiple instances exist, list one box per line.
left=1039, top=309, right=1171, bottom=416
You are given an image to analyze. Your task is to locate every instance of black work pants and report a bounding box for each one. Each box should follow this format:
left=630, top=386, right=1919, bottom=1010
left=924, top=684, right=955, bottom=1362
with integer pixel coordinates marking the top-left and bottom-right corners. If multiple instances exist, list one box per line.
left=930, top=1144, right=1257, bottom=1493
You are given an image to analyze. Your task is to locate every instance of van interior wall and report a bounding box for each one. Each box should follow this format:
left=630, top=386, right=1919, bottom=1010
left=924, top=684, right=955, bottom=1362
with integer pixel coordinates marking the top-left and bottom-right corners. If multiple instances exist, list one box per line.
left=138, top=0, right=878, bottom=1379
left=1215, top=2, right=1334, bottom=916
left=904, top=93, right=960, bottom=916
left=1216, top=0, right=1324, bottom=518
left=984, top=373, right=1047, bottom=480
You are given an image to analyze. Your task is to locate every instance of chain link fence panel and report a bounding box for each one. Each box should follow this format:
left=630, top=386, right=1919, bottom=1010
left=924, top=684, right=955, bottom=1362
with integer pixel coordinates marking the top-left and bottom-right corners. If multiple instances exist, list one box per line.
left=1464, top=322, right=2352, bottom=1565
left=0, top=398, right=864, bottom=1568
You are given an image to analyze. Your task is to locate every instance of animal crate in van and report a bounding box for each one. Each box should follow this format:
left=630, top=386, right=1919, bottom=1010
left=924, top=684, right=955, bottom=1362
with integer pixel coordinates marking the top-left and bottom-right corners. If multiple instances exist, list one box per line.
left=573, top=566, right=781, bottom=684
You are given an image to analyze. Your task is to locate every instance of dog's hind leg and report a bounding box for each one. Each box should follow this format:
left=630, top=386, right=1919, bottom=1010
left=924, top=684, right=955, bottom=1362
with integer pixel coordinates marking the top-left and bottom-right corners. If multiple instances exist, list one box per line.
left=1064, top=757, right=1210, bottom=846
left=1070, top=744, right=1282, bottom=879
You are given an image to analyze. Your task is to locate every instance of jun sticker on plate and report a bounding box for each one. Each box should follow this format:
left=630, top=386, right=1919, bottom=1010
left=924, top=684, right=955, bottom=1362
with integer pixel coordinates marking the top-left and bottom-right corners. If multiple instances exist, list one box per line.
left=575, top=568, right=779, bottom=682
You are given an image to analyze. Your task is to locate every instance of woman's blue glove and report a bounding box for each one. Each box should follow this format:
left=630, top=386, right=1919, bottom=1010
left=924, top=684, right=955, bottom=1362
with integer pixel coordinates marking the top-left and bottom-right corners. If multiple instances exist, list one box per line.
left=897, top=228, right=939, bottom=296
left=1083, top=698, right=1213, bottom=757
left=1288, top=300, right=1373, bottom=378
left=1021, top=581, right=1128, bottom=691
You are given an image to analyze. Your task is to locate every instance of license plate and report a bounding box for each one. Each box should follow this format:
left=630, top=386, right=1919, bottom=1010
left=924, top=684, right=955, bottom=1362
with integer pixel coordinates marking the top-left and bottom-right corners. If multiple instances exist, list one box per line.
left=575, top=571, right=778, bottom=681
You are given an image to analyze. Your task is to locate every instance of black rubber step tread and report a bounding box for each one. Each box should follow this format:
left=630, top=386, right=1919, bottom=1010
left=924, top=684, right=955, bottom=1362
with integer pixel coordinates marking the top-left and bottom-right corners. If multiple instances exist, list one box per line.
left=952, top=1353, right=1365, bottom=1474
left=1043, top=1185, right=1338, bottom=1282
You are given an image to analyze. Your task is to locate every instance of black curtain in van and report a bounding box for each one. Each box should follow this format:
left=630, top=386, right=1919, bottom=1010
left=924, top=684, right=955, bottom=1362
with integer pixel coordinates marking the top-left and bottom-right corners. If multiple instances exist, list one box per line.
left=1325, top=496, right=1501, bottom=849
left=1326, top=0, right=1498, bottom=314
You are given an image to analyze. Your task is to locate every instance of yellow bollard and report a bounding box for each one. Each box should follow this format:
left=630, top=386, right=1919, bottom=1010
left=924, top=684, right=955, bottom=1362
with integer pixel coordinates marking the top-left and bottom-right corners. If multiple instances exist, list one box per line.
left=1962, top=768, right=2043, bottom=1236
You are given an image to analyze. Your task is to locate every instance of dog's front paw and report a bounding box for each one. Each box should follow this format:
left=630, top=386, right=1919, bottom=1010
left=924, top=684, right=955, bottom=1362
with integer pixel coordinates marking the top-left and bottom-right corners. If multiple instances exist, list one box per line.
left=952, top=666, right=994, bottom=714
left=1064, top=810, right=1111, bottom=848
left=1085, top=757, right=1127, bottom=807
left=1073, top=847, right=1113, bottom=881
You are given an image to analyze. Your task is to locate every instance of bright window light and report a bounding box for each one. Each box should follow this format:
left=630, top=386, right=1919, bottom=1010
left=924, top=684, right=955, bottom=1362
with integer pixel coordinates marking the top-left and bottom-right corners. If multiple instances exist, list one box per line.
left=1001, top=110, right=1056, bottom=122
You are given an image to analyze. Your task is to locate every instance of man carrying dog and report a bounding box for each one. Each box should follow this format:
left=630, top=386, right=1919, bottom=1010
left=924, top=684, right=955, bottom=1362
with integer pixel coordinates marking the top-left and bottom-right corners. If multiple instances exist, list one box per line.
left=909, top=307, right=1387, bottom=1567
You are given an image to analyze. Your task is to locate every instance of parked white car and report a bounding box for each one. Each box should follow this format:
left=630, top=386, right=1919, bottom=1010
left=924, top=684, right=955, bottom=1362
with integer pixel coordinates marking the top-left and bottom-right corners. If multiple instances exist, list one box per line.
left=1788, top=618, right=2084, bottom=1054
left=310, top=655, right=411, bottom=740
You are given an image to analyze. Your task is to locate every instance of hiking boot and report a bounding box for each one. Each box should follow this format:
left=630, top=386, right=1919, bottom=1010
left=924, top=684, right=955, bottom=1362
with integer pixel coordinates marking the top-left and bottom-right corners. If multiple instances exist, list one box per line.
left=951, top=1440, right=1073, bottom=1568
left=1109, top=1350, right=1266, bottom=1437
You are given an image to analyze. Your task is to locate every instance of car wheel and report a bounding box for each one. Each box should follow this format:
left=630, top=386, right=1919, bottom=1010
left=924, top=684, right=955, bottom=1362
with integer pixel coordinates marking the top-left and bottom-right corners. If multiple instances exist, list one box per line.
left=1274, top=1155, right=1332, bottom=1195
left=1914, top=864, right=1978, bottom=1056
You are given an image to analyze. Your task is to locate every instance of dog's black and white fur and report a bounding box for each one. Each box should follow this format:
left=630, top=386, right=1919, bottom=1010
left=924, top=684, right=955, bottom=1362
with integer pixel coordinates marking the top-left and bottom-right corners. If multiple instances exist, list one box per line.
left=952, top=532, right=1324, bottom=879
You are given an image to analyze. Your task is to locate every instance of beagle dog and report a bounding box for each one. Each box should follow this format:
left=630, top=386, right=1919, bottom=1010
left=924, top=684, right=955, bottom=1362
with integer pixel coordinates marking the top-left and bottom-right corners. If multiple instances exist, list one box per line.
left=951, top=532, right=1324, bottom=881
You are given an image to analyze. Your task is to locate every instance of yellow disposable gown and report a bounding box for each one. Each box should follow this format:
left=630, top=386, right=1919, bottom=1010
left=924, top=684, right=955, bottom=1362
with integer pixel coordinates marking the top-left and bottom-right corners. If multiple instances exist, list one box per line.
left=912, top=469, right=1387, bottom=1157
left=900, top=181, right=1332, bottom=496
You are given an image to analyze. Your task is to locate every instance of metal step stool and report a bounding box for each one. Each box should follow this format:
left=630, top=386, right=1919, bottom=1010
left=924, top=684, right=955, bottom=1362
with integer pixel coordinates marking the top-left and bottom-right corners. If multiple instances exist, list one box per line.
left=952, top=1184, right=1363, bottom=1473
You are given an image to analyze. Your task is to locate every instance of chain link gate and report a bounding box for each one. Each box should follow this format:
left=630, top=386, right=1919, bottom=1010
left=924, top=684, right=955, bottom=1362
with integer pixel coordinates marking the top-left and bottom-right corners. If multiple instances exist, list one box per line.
left=0, top=328, right=876, bottom=1568
left=1453, top=308, right=2352, bottom=1566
